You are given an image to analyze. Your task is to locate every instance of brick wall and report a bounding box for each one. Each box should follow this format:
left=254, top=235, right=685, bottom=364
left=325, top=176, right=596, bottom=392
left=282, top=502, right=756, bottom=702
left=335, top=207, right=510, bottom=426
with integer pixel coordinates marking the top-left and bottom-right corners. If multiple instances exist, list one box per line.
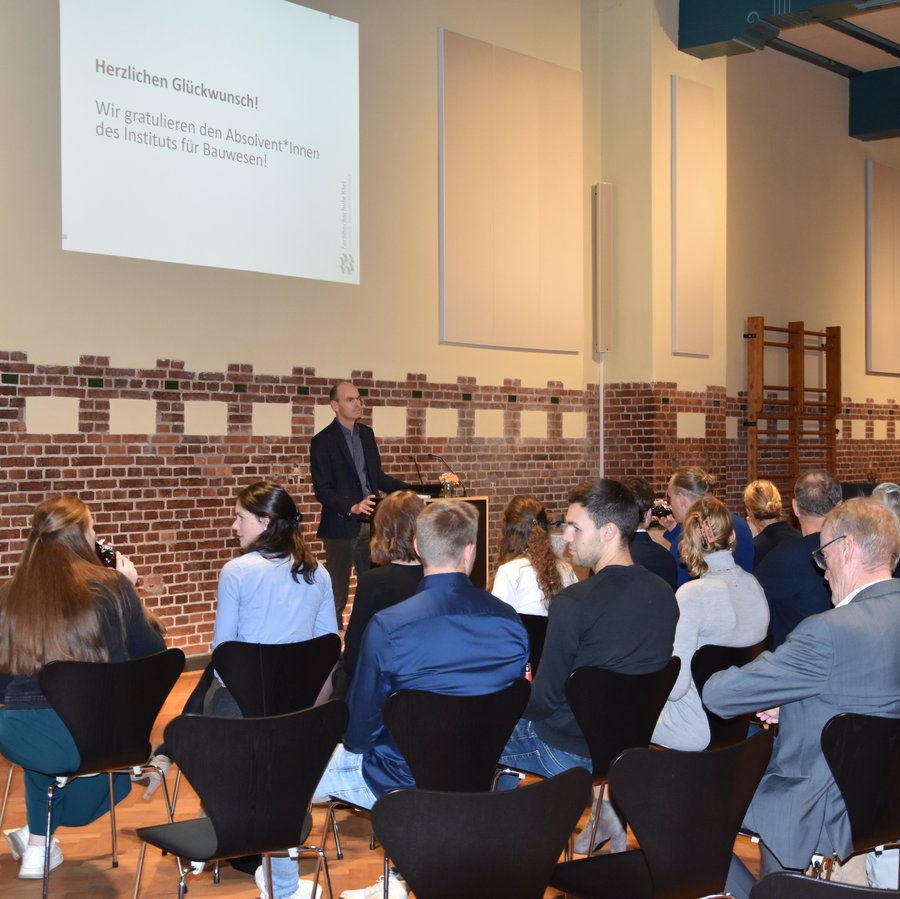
left=0, top=353, right=600, bottom=657
left=3, top=351, right=896, bottom=659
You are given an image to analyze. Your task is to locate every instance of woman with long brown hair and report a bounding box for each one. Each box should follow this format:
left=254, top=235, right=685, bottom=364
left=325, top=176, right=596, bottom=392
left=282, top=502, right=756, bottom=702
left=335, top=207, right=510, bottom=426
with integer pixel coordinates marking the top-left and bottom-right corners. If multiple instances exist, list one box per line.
left=338, top=490, right=424, bottom=687
left=0, top=495, right=165, bottom=878
left=491, top=495, right=577, bottom=615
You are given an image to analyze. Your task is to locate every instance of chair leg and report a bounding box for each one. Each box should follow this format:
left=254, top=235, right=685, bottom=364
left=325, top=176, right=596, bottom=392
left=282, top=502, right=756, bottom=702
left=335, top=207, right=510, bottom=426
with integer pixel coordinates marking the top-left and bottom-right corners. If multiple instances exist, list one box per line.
left=133, top=840, right=148, bottom=899
left=263, top=853, right=275, bottom=898
left=43, top=782, right=58, bottom=899
left=383, top=851, right=390, bottom=899
left=586, top=783, right=607, bottom=859
left=323, top=801, right=344, bottom=860
left=0, top=763, right=15, bottom=831
left=107, top=772, right=119, bottom=867
left=304, top=845, right=334, bottom=899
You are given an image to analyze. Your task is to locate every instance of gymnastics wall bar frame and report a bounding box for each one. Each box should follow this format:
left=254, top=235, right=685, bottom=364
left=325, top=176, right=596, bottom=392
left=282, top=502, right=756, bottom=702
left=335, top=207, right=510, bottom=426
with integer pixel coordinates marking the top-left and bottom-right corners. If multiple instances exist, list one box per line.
left=744, top=317, right=841, bottom=502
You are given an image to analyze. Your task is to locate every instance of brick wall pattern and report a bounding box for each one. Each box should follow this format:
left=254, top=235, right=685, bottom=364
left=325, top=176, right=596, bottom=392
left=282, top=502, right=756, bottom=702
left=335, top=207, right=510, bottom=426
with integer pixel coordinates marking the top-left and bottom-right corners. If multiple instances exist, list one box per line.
left=1, top=352, right=897, bottom=658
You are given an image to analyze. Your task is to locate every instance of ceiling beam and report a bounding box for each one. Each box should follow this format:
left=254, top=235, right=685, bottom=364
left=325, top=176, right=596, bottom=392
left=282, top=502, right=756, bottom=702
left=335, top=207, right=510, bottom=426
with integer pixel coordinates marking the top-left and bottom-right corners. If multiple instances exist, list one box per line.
left=768, top=37, right=862, bottom=76
left=823, top=17, right=900, bottom=58
left=679, top=0, right=900, bottom=59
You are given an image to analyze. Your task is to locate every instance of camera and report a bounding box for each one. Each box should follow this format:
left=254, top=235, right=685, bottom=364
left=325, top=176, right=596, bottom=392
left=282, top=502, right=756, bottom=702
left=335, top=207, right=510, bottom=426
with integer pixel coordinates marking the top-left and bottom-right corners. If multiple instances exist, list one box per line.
left=650, top=501, right=672, bottom=520
left=95, top=538, right=117, bottom=568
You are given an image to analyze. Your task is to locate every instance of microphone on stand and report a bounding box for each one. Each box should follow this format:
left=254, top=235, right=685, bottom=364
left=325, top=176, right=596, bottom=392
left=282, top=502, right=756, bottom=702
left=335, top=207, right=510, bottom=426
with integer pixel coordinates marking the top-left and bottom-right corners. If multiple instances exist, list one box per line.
left=428, top=452, right=468, bottom=496
left=410, top=455, right=426, bottom=489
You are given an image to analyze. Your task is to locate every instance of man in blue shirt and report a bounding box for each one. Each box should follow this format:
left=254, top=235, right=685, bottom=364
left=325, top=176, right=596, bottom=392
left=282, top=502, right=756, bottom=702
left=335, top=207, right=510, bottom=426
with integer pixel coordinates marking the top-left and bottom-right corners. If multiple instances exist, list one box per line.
left=301, top=500, right=528, bottom=899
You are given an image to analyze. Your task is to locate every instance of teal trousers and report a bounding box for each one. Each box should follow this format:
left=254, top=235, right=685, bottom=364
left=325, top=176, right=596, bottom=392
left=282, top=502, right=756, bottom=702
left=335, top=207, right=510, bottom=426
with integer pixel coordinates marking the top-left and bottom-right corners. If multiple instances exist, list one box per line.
left=0, top=708, right=131, bottom=835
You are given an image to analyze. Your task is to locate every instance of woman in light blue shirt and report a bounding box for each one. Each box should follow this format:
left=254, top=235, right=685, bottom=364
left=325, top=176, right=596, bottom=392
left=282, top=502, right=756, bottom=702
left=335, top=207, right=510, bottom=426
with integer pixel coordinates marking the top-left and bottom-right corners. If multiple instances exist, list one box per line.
left=208, top=480, right=338, bottom=714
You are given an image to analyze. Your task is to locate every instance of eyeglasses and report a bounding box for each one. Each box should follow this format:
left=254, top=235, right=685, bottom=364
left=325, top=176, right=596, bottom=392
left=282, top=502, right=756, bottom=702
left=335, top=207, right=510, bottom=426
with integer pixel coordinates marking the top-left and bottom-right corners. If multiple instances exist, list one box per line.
left=811, top=534, right=846, bottom=570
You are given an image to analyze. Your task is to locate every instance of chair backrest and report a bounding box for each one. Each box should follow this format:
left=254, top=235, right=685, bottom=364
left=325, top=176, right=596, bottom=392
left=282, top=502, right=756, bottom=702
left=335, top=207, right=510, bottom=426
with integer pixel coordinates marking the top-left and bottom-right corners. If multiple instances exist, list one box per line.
left=821, top=712, right=900, bottom=857
left=38, top=648, right=185, bottom=775
left=211, top=633, right=341, bottom=717
left=750, top=871, right=900, bottom=898
left=565, top=658, right=680, bottom=780
left=372, top=766, right=591, bottom=899
left=518, top=613, right=548, bottom=675
left=382, top=678, right=530, bottom=792
left=165, top=700, right=348, bottom=860
left=691, top=640, right=769, bottom=748
left=611, top=730, right=774, bottom=899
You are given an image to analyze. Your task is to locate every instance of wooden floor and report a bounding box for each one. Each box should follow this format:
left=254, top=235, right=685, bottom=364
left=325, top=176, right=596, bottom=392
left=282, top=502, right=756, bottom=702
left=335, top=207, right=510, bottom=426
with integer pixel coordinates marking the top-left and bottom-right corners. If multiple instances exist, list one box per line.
left=0, top=671, right=761, bottom=898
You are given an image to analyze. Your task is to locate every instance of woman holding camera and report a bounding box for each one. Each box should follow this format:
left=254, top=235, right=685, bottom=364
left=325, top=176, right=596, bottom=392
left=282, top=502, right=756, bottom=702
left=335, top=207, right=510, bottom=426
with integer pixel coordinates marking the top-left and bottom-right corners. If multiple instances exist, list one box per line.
left=0, top=495, right=165, bottom=878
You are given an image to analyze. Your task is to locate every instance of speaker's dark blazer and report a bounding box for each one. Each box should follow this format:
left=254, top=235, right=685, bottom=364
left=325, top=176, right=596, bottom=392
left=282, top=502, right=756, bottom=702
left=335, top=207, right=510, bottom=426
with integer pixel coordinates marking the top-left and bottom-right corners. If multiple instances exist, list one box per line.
left=310, top=418, right=408, bottom=540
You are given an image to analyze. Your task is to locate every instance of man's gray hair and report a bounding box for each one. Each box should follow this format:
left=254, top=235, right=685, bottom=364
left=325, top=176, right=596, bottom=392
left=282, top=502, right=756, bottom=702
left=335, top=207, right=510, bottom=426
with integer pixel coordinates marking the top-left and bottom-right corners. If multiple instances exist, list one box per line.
left=823, top=498, right=900, bottom=573
left=794, top=470, right=842, bottom=517
left=415, top=500, right=478, bottom=567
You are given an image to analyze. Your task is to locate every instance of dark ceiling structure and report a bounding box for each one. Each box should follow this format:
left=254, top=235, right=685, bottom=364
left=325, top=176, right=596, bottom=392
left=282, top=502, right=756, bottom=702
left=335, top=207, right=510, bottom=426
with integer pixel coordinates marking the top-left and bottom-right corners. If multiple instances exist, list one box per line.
left=679, top=0, right=900, bottom=140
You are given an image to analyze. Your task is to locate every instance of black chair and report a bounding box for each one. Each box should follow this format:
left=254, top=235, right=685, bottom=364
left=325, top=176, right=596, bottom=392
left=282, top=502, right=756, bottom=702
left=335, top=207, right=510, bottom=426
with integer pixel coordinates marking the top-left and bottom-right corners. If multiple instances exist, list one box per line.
left=371, top=767, right=591, bottom=899
left=561, top=659, right=681, bottom=856
left=37, top=648, right=186, bottom=897
left=691, top=640, right=769, bottom=748
left=751, top=871, right=900, bottom=898
left=170, top=635, right=341, bottom=812
left=518, top=613, right=548, bottom=675
left=551, top=730, right=774, bottom=899
left=323, top=678, right=530, bottom=877
left=134, top=700, right=348, bottom=899
left=818, top=713, right=900, bottom=884
left=211, top=634, right=342, bottom=717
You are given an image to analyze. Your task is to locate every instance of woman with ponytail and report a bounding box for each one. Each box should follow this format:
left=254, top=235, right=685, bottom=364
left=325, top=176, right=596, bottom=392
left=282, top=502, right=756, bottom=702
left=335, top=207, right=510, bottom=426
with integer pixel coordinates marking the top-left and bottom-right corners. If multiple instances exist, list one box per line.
left=491, top=495, right=577, bottom=615
left=208, top=481, right=337, bottom=716
left=651, top=496, right=769, bottom=751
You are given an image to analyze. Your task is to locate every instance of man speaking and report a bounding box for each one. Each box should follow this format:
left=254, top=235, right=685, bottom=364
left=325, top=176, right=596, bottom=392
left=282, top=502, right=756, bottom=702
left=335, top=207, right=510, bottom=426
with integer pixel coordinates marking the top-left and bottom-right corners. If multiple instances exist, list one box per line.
left=310, top=380, right=409, bottom=626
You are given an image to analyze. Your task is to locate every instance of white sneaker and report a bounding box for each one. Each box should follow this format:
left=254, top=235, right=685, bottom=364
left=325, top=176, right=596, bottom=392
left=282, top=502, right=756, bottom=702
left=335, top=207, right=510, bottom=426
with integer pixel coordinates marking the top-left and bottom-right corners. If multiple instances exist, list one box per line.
left=4, top=825, right=29, bottom=860
left=18, top=839, right=64, bottom=879
left=340, top=871, right=409, bottom=899
left=254, top=863, right=323, bottom=899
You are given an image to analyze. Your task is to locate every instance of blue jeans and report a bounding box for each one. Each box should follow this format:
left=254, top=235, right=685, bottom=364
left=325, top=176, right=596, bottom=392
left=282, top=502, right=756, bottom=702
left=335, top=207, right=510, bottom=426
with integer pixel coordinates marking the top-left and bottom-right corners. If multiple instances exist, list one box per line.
left=270, top=745, right=378, bottom=898
left=496, top=718, right=592, bottom=788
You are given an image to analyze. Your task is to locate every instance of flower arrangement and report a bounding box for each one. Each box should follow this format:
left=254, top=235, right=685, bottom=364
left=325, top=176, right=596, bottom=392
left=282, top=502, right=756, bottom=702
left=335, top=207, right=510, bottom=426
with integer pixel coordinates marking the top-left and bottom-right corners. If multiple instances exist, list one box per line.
left=439, top=472, right=460, bottom=497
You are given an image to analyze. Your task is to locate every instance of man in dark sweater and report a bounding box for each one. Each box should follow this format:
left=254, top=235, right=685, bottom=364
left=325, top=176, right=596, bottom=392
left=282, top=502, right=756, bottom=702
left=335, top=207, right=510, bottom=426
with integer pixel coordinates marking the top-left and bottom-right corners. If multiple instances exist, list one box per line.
left=754, top=470, right=841, bottom=647
left=498, top=477, right=679, bottom=781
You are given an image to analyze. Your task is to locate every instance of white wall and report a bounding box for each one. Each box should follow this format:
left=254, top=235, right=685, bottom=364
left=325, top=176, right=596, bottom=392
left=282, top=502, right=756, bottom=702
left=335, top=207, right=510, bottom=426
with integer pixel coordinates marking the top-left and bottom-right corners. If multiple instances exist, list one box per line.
left=0, top=0, right=596, bottom=391
left=725, top=46, right=900, bottom=403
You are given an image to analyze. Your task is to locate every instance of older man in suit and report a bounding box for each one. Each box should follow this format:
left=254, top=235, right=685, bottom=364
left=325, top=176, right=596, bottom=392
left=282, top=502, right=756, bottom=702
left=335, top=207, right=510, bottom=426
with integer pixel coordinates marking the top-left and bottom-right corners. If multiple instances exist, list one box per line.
left=310, top=380, right=409, bottom=625
left=704, top=498, right=900, bottom=898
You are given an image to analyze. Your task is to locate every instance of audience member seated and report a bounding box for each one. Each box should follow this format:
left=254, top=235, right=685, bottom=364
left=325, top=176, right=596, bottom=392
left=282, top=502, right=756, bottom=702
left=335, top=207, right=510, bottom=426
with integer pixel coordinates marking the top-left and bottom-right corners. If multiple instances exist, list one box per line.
left=703, top=498, right=900, bottom=899
left=873, top=481, right=900, bottom=578
left=333, top=491, right=425, bottom=698
left=743, top=479, right=800, bottom=568
left=660, top=466, right=754, bottom=586
left=651, top=496, right=769, bottom=751
left=619, top=476, right=678, bottom=590
left=0, top=496, right=166, bottom=879
left=300, top=499, right=528, bottom=899
left=491, top=494, right=578, bottom=615
left=498, top=478, right=679, bottom=855
left=154, top=481, right=337, bottom=897
left=754, top=470, right=841, bottom=648
left=206, top=480, right=338, bottom=716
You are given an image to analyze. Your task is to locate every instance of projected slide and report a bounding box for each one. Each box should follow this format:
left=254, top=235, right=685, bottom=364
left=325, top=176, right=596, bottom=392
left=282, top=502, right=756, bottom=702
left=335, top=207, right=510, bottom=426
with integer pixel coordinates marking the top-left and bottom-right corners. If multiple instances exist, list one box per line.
left=60, top=0, right=359, bottom=283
